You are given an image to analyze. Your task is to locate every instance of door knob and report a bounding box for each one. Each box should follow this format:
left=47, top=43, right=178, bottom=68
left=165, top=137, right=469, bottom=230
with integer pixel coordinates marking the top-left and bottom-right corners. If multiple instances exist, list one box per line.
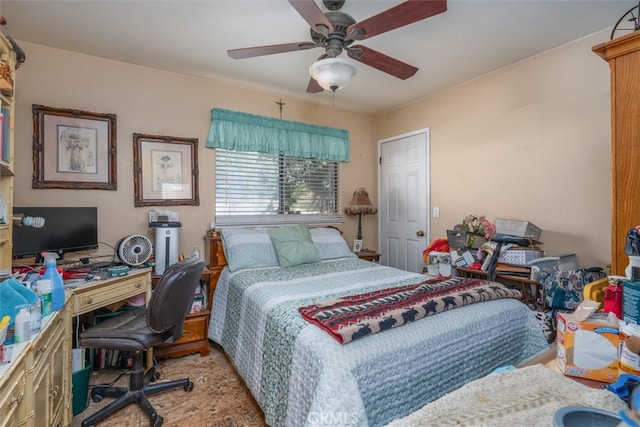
left=416, top=230, right=425, bottom=237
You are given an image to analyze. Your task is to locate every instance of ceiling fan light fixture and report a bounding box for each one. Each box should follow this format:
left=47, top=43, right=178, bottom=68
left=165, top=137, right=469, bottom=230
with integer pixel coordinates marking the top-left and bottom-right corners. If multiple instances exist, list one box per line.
left=309, top=57, right=357, bottom=92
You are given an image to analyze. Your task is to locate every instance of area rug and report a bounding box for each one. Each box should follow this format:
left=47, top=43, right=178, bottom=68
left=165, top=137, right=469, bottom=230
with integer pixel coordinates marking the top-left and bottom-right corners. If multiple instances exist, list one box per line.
left=70, top=344, right=266, bottom=427
left=385, top=364, right=626, bottom=427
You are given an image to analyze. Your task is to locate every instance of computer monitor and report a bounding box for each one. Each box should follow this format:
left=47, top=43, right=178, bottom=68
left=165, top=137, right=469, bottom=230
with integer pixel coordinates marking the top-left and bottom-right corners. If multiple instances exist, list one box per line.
left=12, top=206, right=98, bottom=263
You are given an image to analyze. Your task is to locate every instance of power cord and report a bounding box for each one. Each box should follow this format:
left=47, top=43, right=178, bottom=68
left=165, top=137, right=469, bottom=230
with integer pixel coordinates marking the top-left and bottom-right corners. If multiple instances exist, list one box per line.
left=90, top=368, right=131, bottom=389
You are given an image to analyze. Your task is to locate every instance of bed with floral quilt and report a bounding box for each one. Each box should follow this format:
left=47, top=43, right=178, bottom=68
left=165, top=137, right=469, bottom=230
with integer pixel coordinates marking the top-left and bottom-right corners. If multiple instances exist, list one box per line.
left=207, top=225, right=550, bottom=427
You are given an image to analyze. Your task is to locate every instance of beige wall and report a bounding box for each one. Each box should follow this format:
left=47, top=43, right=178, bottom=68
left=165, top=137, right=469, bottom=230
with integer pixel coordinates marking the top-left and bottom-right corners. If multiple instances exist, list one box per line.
left=375, top=30, right=613, bottom=268
left=13, top=41, right=378, bottom=262
left=13, top=28, right=616, bottom=269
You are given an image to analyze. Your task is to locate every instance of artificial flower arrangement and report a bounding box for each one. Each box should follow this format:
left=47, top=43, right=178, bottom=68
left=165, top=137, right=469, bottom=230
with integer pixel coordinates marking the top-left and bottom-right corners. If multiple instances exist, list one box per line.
left=454, top=214, right=496, bottom=243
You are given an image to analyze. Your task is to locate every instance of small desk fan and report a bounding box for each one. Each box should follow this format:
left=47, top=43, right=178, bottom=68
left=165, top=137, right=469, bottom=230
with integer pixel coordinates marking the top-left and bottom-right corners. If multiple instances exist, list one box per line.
left=116, top=234, right=153, bottom=267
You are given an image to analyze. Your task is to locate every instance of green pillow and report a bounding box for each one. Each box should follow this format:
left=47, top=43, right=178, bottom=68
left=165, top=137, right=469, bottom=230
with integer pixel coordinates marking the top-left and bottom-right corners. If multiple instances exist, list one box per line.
left=268, top=224, right=321, bottom=268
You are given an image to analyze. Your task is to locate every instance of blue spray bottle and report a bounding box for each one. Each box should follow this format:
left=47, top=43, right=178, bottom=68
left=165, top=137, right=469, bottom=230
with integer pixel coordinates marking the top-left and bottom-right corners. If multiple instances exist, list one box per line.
left=41, top=252, right=65, bottom=311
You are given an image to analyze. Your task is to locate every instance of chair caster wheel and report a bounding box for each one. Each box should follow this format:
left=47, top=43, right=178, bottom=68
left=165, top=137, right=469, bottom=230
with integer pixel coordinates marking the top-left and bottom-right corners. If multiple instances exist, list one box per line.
left=151, top=415, right=163, bottom=426
left=145, top=368, right=160, bottom=383
left=184, top=381, right=194, bottom=392
left=91, top=394, right=103, bottom=403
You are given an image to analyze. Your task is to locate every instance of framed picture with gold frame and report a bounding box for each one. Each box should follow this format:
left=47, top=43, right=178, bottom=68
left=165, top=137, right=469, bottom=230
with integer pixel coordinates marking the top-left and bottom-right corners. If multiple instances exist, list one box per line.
left=32, top=104, right=117, bottom=190
left=133, top=133, right=199, bottom=207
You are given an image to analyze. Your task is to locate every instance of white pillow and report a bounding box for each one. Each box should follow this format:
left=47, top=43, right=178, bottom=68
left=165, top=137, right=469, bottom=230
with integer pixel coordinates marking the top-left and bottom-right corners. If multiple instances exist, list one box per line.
left=220, top=227, right=280, bottom=272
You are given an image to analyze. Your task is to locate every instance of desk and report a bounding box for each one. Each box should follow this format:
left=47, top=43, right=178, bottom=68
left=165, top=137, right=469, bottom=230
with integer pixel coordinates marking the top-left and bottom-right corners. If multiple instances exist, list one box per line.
left=66, top=268, right=153, bottom=367
left=67, top=268, right=152, bottom=316
left=456, top=266, right=544, bottom=311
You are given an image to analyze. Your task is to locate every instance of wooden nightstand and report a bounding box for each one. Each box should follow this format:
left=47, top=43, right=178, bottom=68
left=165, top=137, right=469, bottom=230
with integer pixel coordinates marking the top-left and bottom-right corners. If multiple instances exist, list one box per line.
left=356, top=250, right=380, bottom=262
left=152, top=267, right=212, bottom=359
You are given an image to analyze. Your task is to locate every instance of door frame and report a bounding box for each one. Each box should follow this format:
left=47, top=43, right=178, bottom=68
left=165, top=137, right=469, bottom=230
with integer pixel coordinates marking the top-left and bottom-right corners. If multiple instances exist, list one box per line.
left=377, top=127, right=431, bottom=269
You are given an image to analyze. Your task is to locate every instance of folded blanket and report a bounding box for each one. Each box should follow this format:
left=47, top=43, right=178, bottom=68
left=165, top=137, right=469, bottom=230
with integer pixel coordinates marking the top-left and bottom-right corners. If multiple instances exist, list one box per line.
left=0, top=279, right=36, bottom=325
left=385, top=364, right=625, bottom=427
left=299, top=276, right=521, bottom=344
left=6, top=278, right=37, bottom=305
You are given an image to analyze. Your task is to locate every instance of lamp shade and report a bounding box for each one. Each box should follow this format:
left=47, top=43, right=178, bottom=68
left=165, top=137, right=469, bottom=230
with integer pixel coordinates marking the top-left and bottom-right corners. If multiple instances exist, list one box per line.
left=309, top=57, right=357, bottom=92
left=344, top=188, right=377, bottom=216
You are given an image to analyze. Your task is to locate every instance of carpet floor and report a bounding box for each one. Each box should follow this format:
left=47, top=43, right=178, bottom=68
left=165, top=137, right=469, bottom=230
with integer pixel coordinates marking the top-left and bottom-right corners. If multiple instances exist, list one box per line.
left=70, top=343, right=266, bottom=427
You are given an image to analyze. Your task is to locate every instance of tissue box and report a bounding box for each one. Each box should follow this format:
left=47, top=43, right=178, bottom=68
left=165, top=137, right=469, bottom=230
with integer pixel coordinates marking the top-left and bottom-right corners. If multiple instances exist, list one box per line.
left=556, top=311, right=619, bottom=383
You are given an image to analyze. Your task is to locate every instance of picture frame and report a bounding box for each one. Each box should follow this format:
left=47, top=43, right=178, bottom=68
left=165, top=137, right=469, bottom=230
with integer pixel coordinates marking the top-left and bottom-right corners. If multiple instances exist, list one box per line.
left=352, top=239, right=363, bottom=253
left=32, top=105, right=117, bottom=190
left=133, top=133, right=199, bottom=207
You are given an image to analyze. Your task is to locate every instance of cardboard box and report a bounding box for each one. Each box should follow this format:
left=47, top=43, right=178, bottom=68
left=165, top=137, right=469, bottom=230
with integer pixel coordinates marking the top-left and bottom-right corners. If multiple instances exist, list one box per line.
left=556, top=311, right=619, bottom=383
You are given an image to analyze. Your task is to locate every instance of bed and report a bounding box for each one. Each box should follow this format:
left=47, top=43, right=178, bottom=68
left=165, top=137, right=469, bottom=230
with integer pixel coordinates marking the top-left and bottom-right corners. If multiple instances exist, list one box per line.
left=207, top=225, right=550, bottom=427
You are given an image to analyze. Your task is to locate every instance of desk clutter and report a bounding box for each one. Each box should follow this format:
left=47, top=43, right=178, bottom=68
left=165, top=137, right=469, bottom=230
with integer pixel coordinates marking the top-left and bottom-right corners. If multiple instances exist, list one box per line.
left=424, top=216, right=608, bottom=311
left=1, top=256, right=147, bottom=366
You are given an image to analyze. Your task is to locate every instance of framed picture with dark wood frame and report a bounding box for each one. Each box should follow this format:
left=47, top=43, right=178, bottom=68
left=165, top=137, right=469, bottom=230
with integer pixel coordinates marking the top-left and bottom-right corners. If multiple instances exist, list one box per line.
left=133, top=133, right=199, bottom=207
left=32, top=104, right=117, bottom=190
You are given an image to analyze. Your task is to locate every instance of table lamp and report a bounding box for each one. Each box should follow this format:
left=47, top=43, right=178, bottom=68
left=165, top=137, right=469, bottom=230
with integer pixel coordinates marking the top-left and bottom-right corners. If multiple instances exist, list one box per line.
left=344, top=188, right=378, bottom=244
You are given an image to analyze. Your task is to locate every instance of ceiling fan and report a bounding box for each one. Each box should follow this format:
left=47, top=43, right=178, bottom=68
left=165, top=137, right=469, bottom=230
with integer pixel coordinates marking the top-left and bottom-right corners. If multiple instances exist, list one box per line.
left=227, top=0, right=447, bottom=93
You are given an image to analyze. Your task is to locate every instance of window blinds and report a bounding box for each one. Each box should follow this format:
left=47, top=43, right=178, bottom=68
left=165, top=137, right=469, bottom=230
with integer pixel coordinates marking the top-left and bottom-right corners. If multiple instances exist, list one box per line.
left=215, top=149, right=341, bottom=226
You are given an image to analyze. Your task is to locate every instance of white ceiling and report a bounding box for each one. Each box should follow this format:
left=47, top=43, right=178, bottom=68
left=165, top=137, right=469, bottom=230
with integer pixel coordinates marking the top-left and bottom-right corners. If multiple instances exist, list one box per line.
left=0, top=0, right=636, bottom=114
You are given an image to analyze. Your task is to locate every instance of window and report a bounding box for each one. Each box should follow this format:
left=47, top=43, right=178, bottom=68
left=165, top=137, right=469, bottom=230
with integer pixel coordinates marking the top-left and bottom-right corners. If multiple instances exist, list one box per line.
left=215, top=149, right=340, bottom=226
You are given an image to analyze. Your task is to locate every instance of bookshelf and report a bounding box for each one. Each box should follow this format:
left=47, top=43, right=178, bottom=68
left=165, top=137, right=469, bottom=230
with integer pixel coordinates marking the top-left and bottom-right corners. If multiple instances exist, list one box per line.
left=0, top=30, right=15, bottom=278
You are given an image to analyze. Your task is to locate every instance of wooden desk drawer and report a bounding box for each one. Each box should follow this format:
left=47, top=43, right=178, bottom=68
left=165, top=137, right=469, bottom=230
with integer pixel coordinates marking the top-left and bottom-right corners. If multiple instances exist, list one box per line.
left=73, top=276, right=146, bottom=315
left=172, top=313, right=208, bottom=344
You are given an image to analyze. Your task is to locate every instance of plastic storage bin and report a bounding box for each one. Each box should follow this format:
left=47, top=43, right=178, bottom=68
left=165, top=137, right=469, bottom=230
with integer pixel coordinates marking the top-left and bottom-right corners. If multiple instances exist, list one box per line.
left=495, top=219, right=542, bottom=240
left=498, top=249, right=543, bottom=265
left=528, top=254, right=578, bottom=280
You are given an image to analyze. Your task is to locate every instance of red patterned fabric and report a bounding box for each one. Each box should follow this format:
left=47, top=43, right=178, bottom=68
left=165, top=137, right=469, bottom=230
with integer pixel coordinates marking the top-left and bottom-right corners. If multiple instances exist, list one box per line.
left=299, top=277, right=521, bottom=344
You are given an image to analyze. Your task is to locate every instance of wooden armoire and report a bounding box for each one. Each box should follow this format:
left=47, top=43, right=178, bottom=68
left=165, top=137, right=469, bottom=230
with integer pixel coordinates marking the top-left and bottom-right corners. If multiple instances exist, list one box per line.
left=593, top=31, right=640, bottom=276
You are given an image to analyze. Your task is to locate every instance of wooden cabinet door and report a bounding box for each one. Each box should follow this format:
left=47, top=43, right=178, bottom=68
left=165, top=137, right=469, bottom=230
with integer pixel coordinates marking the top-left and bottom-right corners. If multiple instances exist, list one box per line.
left=0, top=364, right=26, bottom=427
left=593, top=31, right=640, bottom=275
left=32, top=311, right=69, bottom=427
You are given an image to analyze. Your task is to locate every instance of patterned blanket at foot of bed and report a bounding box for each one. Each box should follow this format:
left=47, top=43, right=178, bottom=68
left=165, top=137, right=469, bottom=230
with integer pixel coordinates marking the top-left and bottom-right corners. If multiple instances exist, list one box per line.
left=299, top=277, right=522, bottom=344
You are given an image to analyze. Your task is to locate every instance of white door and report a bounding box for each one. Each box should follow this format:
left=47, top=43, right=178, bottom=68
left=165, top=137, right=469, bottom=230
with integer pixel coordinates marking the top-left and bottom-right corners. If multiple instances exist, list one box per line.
left=378, top=129, right=429, bottom=273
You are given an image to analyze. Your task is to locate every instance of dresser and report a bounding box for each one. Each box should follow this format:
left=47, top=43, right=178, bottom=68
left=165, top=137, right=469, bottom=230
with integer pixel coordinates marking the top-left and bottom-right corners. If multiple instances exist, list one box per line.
left=203, top=230, right=226, bottom=303
left=593, top=31, right=640, bottom=276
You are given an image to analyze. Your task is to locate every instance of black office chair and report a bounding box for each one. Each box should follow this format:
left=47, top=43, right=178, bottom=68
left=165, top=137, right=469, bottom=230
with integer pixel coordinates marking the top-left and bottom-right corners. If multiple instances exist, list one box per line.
left=80, top=258, right=205, bottom=427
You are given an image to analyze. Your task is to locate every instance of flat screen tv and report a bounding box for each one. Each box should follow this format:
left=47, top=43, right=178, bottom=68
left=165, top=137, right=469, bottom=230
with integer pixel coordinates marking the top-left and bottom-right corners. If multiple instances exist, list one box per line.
left=13, top=206, right=98, bottom=263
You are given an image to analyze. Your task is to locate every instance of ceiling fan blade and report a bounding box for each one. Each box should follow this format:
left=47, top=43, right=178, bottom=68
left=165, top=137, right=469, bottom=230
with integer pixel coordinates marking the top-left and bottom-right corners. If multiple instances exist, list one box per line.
left=307, top=53, right=328, bottom=93
left=306, top=78, right=324, bottom=93
left=289, top=0, right=333, bottom=35
left=347, top=45, right=418, bottom=80
left=228, top=41, right=318, bottom=59
left=347, top=0, right=447, bottom=41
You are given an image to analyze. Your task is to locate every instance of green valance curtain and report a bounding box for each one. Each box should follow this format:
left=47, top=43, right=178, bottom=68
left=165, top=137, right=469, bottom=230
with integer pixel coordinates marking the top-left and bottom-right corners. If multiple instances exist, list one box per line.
left=206, top=108, right=349, bottom=162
